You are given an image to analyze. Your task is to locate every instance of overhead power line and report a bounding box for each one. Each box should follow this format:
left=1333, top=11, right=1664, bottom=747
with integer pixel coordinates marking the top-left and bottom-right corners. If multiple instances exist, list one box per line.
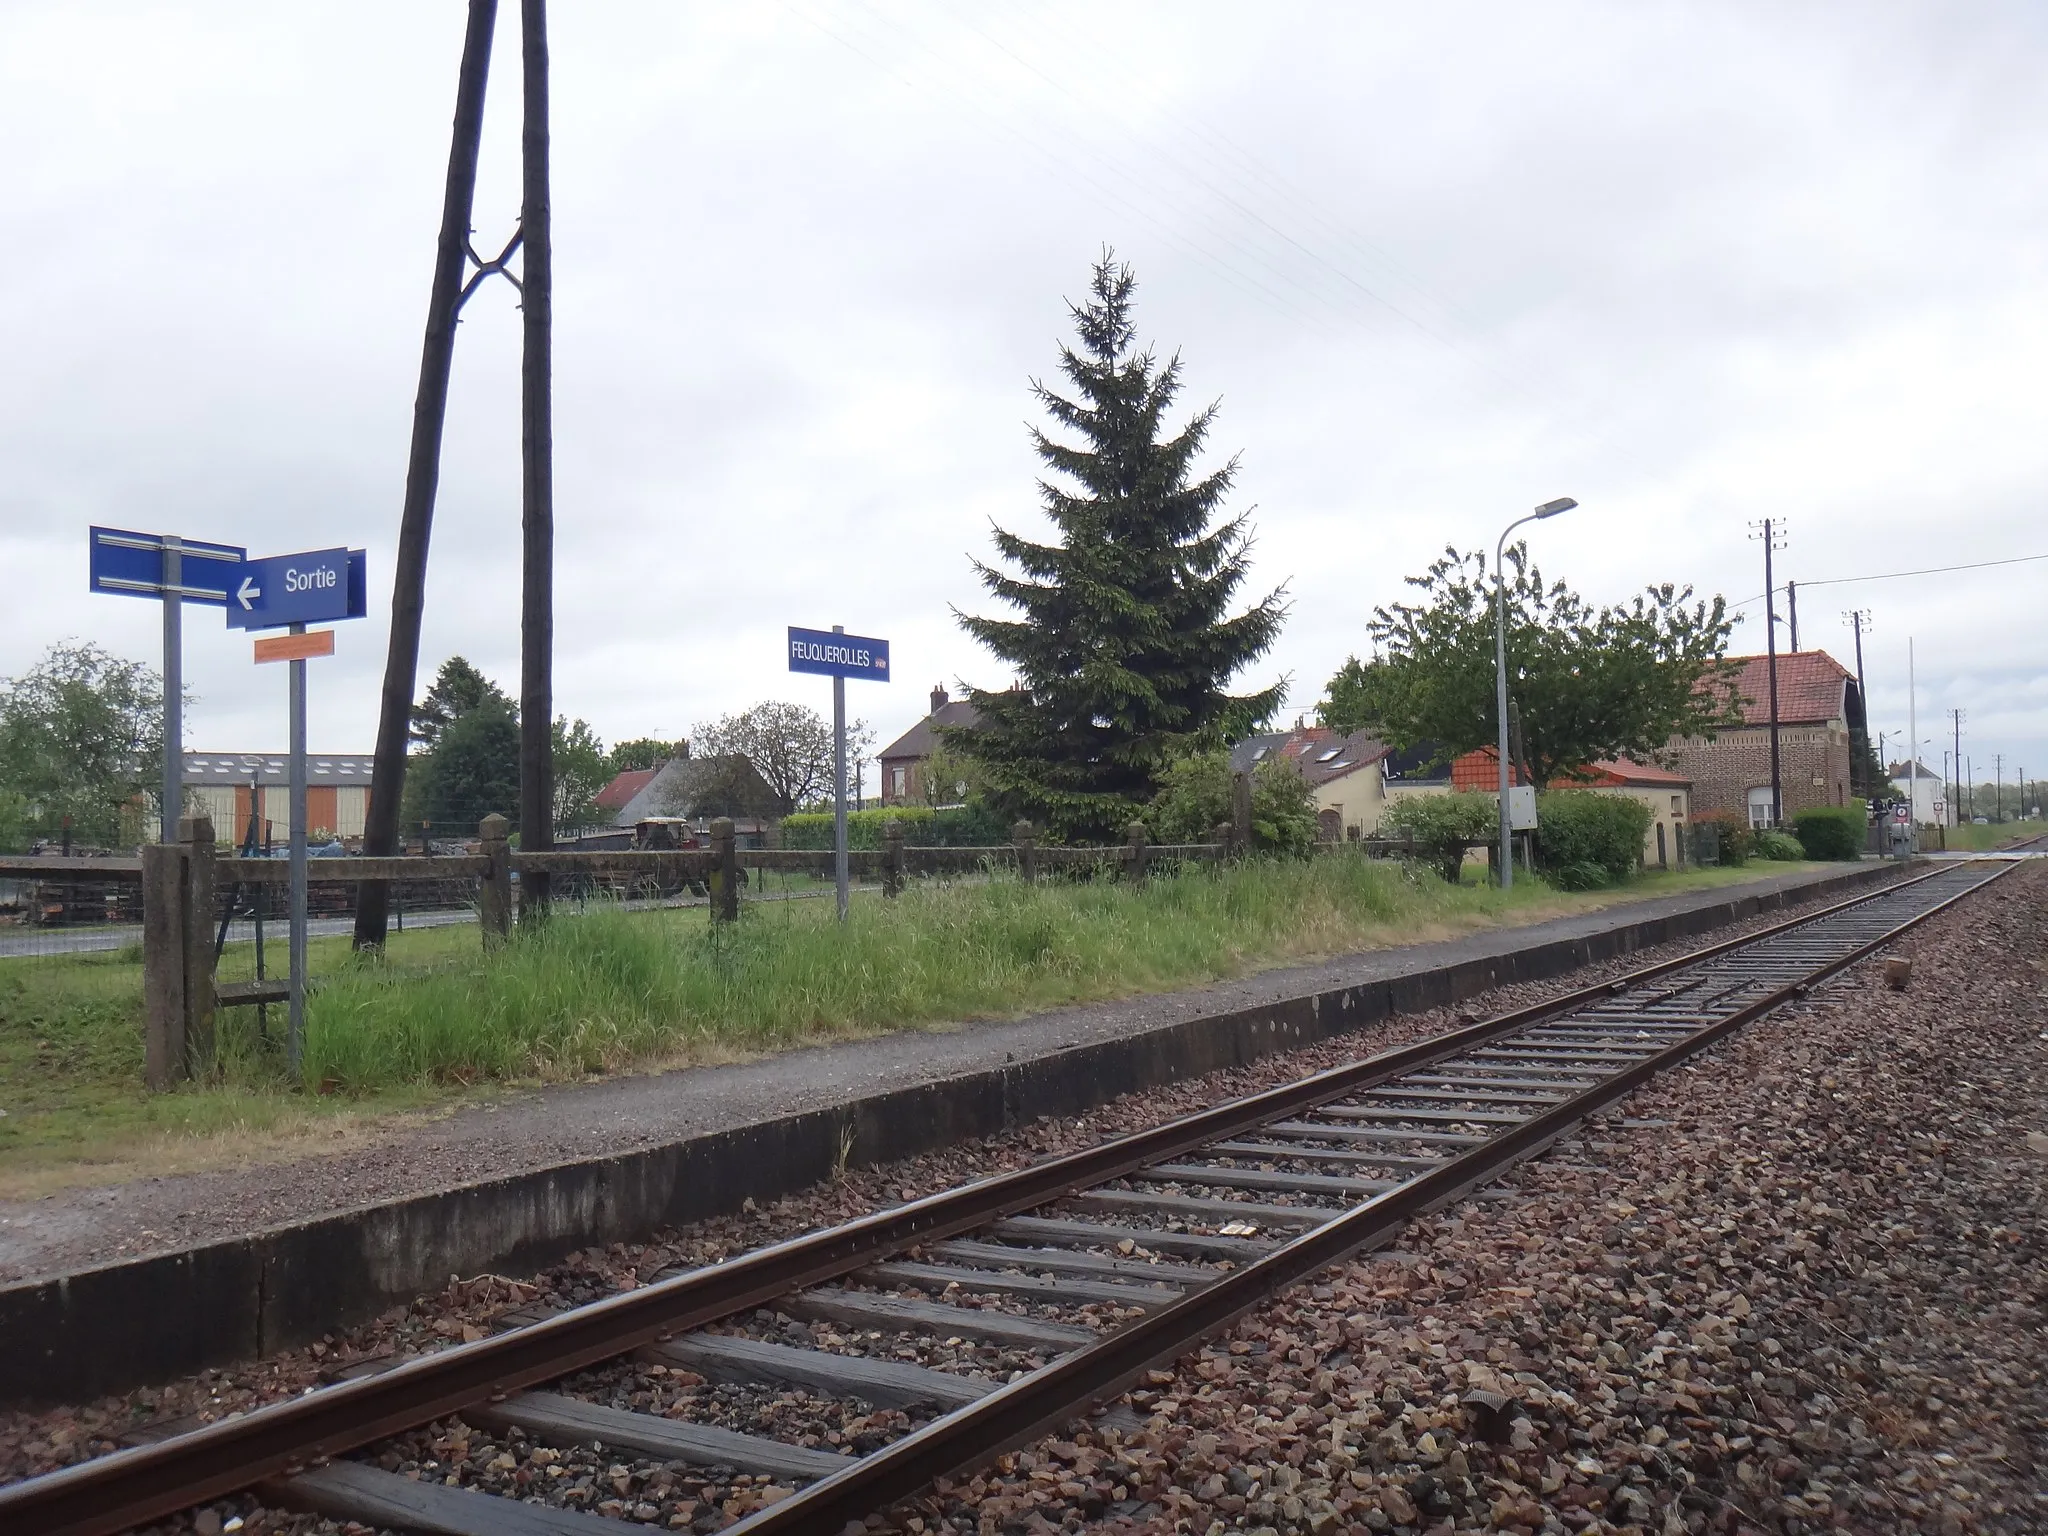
left=1728, top=550, right=2048, bottom=611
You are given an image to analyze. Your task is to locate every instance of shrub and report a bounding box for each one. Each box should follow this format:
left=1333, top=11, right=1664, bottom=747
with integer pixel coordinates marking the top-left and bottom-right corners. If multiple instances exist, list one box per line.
left=1689, top=808, right=1752, bottom=865
left=1792, top=804, right=1865, bottom=861
left=1147, top=749, right=1317, bottom=856
left=778, top=803, right=1012, bottom=851
left=1535, top=790, right=1652, bottom=888
left=1381, top=791, right=1498, bottom=882
left=1754, top=828, right=1805, bottom=861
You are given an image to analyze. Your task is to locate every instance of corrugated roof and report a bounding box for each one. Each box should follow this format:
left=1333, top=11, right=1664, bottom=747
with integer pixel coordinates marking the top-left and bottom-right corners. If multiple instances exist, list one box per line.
left=181, top=751, right=373, bottom=784
left=1701, top=651, right=1853, bottom=726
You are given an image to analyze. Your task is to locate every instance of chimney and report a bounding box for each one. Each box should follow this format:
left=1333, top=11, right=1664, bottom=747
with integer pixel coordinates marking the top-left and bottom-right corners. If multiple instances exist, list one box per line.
left=930, top=685, right=950, bottom=715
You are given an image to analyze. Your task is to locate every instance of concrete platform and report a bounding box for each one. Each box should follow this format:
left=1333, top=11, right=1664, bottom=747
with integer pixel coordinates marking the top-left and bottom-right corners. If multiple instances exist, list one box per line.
left=0, top=860, right=1897, bottom=1405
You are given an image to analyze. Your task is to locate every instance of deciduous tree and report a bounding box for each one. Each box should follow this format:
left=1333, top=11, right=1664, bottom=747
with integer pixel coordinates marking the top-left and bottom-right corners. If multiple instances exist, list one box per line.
left=1318, top=545, right=1739, bottom=787
left=0, top=641, right=164, bottom=848
left=955, top=253, right=1287, bottom=841
left=691, top=701, right=835, bottom=817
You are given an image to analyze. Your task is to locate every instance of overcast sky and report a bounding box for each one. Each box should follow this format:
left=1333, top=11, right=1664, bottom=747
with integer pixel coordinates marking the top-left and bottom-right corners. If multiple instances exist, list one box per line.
left=5, top=2, right=2045, bottom=796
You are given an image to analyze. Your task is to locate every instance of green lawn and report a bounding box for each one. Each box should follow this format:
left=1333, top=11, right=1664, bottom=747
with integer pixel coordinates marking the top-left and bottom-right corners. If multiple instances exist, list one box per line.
left=1935, top=817, right=2048, bottom=852
left=0, top=852, right=1847, bottom=1193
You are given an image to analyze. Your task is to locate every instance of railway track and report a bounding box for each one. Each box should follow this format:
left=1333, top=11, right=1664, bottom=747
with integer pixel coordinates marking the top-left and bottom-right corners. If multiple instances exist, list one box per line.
left=2, top=855, right=2025, bottom=1536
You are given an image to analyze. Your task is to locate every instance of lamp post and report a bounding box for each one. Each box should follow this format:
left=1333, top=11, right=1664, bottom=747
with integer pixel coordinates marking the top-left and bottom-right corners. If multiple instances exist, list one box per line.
left=1495, top=497, right=1577, bottom=889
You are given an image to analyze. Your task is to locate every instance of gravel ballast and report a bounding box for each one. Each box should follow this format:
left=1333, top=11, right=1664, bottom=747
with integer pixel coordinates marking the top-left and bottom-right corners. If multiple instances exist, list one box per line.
left=4, top=860, right=2036, bottom=1536
left=903, top=860, right=2047, bottom=1535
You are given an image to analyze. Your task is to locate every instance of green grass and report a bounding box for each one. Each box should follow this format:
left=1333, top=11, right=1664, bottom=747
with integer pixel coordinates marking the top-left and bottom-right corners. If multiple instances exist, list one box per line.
left=1938, top=817, right=2048, bottom=852
left=0, top=852, right=1849, bottom=1191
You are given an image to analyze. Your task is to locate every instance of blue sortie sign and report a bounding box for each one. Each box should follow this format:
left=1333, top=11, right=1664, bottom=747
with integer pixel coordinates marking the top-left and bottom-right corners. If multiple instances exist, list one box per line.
left=88, top=526, right=246, bottom=604
left=226, top=548, right=369, bottom=630
left=787, top=626, right=890, bottom=681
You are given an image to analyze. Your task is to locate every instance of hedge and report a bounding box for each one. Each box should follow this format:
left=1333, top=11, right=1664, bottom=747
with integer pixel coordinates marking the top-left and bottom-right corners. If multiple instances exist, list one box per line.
left=779, top=803, right=1010, bottom=850
left=1792, top=804, right=1865, bottom=860
left=1754, top=828, right=1805, bottom=861
left=1380, top=791, right=1498, bottom=883
left=1535, top=790, right=1652, bottom=890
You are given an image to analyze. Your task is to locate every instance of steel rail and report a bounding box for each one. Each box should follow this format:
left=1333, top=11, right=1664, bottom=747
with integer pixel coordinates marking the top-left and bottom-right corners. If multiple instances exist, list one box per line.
left=0, top=861, right=1976, bottom=1536
left=722, top=858, right=2020, bottom=1533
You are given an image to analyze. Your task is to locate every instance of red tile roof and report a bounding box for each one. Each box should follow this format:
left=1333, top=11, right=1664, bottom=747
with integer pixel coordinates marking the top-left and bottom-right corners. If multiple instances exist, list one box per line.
left=1449, top=747, right=1690, bottom=789
left=595, top=767, right=658, bottom=811
left=1703, top=651, right=1853, bottom=727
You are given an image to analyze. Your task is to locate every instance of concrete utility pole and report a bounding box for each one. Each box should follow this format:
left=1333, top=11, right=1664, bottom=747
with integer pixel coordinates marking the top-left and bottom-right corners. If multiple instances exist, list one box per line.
left=1950, top=708, right=1964, bottom=831
left=1907, top=638, right=1917, bottom=847
left=356, top=0, right=500, bottom=950
left=1786, top=580, right=1799, bottom=651
left=1843, top=610, right=1870, bottom=793
left=519, top=0, right=556, bottom=919
left=1994, top=753, right=2003, bottom=822
left=1751, top=520, right=1787, bottom=825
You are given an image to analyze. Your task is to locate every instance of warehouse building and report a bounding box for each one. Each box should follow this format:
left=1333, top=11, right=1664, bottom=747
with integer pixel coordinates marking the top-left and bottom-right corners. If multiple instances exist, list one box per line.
left=178, top=751, right=373, bottom=845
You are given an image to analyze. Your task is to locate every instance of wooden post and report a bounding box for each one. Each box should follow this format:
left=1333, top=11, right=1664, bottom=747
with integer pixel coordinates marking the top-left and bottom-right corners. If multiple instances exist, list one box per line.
left=517, top=0, right=556, bottom=921
left=709, top=817, right=739, bottom=922
left=478, top=813, right=511, bottom=946
left=1012, top=820, right=1037, bottom=885
left=1123, top=821, right=1150, bottom=885
left=882, top=818, right=904, bottom=899
left=141, top=840, right=186, bottom=1091
left=356, top=0, right=501, bottom=952
left=1230, top=772, right=1254, bottom=856
left=179, top=816, right=217, bottom=1079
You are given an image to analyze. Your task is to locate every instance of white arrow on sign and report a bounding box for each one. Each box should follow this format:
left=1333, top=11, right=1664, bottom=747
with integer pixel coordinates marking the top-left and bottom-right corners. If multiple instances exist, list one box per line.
left=236, top=575, right=261, bottom=611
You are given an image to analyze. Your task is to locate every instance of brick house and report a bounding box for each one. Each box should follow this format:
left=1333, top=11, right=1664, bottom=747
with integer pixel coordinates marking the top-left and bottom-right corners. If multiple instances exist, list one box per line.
left=877, top=687, right=984, bottom=807
left=1664, top=651, right=1860, bottom=826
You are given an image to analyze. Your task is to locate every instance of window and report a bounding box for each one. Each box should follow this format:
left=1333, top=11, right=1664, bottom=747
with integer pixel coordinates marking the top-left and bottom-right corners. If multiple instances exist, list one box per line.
left=1746, top=786, right=1775, bottom=828
left=890, top=766, right=906, bottom=797
left=1316, top=748, right=1342, bottom=763
left=1671, top=795, right=1682, bottom=814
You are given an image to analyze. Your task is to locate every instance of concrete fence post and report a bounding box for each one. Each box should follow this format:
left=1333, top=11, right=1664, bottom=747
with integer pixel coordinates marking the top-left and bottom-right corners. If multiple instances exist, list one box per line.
left=478, top=814, right=512, bottom=947
left=1012, top=819, right=1037, bottom=885
left=1230, top=771, right=1254, bottom=857
left=882, top=817, right=904, bottom=899
left=1124, top=820, right=1150, bottom=884
left=709, top=816, right=739, bottom=922
left=178, top=816, right=217, bottom=1078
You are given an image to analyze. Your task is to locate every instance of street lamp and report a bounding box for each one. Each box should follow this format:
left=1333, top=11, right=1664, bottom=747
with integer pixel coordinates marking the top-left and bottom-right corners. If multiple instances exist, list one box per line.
left=1495, top=496, right=1577, bottom=889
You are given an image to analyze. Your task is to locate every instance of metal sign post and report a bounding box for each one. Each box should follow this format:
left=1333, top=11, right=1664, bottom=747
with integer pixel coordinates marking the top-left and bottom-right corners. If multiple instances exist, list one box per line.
left=89, top=526, right=248, bottom=841
left=788, top=625, right=891, bottom=922
left=236, top=543, right=367, bottom=1072
left=253, top=625, right=338, bottom=1067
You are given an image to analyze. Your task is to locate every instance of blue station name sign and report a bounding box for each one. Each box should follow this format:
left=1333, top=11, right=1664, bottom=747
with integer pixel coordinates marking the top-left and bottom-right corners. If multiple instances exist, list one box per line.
left=787, top=626, right=890, bottom=682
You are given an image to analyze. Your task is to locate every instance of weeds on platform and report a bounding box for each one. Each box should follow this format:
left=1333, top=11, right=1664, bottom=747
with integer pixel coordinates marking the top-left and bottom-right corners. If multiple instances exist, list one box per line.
left=298, top=855, right=1559, bottom=1093
left=0, top=853, right=1826, bottom=1186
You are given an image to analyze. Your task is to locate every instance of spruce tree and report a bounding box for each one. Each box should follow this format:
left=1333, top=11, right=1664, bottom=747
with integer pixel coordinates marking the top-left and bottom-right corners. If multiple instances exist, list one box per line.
left=956, top=254, right=1286, bottom=842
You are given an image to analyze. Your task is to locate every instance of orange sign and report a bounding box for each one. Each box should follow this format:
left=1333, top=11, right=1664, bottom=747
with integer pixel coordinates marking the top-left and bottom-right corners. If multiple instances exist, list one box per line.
left=253, top=629, right=336, bottom=664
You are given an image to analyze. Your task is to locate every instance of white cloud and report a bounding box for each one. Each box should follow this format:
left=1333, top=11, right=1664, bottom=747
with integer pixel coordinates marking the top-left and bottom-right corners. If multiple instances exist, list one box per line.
left=3, top=0, right=2043, bottom=784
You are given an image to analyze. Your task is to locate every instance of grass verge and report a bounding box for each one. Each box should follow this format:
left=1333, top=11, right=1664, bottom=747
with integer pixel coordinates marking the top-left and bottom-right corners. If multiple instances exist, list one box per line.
left=1, top=854, right=1836, bottom=1191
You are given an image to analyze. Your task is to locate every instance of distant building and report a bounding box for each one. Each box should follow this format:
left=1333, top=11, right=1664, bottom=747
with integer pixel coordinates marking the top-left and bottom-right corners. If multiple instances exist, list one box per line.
left=1887, top=759, right=1952, bottom=826
left=593, top=755, right=777, bottom=826
left=179, top=751, right=372, bottom=845
left=1232, top=725, right=1397, bottom=840
left=1664, top=651, right=1860, bottom=826
left=877, top=686, right=984, bottom=806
